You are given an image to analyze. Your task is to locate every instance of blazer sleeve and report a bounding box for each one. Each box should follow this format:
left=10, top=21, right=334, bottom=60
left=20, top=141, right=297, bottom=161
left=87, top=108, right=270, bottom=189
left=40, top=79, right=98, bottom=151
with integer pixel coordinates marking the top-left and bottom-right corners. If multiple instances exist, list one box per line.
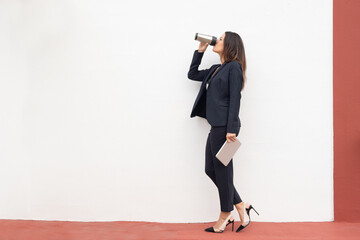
left=226, top=63, right=243, bottom=134
left=187, top=50, right=211, bottom=81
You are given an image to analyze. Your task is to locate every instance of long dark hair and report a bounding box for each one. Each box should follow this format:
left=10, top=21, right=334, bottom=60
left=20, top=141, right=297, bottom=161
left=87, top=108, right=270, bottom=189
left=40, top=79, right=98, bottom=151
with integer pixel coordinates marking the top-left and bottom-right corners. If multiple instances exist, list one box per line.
left=223, top=31, right=247, bottom=91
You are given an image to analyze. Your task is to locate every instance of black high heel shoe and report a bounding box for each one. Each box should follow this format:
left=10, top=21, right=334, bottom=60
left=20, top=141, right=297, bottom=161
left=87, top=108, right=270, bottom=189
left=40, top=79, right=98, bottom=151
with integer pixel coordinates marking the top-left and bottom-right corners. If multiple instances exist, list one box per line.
left=236, top=203, right=260, bottom=232
left=204, top=214, right=234, bottom=233
left=226, top=216, right=235, bottom=232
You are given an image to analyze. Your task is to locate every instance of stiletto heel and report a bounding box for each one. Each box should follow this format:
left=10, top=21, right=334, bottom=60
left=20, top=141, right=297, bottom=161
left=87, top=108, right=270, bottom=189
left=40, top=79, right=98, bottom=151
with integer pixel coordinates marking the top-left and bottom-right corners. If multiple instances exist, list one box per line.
left=246, top=204, right=260, bottom=223
left=248, top=205, right=260, bottom=216
left=226, top=217, right=234, bottom=225
left=225, top=216, right=235, bottom=231
left=236, top=202, right=260, bottom=232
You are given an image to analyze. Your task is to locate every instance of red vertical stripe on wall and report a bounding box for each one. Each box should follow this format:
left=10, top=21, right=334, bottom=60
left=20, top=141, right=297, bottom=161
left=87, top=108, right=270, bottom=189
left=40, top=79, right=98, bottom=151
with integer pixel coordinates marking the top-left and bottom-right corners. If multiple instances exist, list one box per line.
left=333, top=0, right=360, bottom=222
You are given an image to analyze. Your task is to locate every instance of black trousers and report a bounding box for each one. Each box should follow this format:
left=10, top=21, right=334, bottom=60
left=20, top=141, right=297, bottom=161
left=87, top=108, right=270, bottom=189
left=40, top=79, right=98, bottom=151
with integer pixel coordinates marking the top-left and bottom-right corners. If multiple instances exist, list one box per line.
left=205, top=126, right=242, bottom=212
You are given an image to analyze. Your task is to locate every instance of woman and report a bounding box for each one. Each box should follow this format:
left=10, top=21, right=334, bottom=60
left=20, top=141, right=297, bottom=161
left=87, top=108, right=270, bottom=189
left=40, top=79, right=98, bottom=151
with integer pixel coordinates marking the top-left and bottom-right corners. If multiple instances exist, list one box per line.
left=187, top=31, right=259, bottom=233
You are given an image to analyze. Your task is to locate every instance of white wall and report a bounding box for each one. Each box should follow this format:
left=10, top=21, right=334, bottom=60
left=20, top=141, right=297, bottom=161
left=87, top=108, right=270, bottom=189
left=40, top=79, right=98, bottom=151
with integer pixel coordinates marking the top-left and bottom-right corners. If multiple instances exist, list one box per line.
left=0, top=0, right=333, bottom=222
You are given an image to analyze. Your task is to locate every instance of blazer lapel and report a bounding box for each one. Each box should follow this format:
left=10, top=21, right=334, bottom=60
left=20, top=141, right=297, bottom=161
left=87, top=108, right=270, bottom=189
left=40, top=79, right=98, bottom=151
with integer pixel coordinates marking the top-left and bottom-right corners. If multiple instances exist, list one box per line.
left=199, top=65, right=220, bottom=90
left=207, top=63, right=227, bottom=88
left=191, top=64, right=224, bottom=118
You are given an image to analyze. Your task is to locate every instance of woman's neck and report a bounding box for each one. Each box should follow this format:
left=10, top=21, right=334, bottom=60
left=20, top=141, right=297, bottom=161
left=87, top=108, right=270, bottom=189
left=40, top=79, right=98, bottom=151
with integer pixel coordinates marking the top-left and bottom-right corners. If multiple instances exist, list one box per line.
left=220, top=54, right=225, bottom=65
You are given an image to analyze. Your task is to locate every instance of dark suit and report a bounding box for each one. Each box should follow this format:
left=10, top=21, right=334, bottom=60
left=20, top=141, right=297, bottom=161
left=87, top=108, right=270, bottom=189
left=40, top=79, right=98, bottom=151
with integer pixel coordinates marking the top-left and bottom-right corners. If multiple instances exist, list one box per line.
left=188, top=50, right=243, bottom=135
left=187, top=49, right=244, bottom=212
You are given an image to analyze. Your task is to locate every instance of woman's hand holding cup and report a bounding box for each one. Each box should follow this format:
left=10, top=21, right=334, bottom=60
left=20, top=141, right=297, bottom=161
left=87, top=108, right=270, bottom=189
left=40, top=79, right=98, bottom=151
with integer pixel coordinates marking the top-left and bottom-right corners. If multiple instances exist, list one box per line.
left=198, top=42, right=209, bottom=53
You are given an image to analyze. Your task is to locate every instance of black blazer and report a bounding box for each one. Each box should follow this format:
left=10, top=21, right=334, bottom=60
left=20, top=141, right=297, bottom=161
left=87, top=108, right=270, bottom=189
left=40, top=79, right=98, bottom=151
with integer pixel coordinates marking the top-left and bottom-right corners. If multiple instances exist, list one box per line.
left=187, top=50, right=243, bottom=135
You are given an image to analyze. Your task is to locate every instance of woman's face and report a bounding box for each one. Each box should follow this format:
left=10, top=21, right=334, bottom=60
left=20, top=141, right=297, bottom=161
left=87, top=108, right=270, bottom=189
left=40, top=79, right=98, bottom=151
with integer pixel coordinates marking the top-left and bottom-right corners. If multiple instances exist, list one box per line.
left=212, top=33, right=225, bottom=55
